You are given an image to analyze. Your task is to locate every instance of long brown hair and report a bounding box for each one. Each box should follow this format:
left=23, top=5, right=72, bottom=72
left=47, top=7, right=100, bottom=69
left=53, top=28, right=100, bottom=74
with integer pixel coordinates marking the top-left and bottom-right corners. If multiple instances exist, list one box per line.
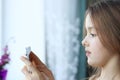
left=87, top=0, right=120, bottom=54
left=84, top=0, right=120, bottom=79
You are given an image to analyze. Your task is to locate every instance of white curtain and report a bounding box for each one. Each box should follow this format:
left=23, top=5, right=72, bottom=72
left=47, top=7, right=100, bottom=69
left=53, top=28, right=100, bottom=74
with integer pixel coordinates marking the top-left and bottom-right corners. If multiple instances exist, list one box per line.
left=1, top=0, right=45, bottom=80
left=0, top=0, right=86, bottom=80
left=45, top=0, right=82, bottom=80
left=0, top=0, right=2, bottom=51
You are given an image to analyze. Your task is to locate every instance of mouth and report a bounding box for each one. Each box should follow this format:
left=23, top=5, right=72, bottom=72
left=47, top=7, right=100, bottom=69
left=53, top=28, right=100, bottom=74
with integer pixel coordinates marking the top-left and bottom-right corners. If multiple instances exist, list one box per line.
left=85, top=50, right=91, bottom=57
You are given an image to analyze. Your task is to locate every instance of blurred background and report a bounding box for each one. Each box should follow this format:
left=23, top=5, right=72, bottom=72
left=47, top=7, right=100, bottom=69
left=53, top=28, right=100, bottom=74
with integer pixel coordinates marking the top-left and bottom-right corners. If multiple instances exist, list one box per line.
left=0, top=0, right=96, bottom=80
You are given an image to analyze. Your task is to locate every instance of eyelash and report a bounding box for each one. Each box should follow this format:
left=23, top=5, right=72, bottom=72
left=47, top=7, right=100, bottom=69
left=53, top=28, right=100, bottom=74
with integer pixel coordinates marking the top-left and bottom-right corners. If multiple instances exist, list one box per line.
left=89, top=33, right=97, bottom=37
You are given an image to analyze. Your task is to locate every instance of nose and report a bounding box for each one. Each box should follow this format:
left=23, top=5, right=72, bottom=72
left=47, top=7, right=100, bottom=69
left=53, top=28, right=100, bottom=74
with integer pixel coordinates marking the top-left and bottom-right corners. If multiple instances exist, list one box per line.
left=81, top=37, right=89, bottom=47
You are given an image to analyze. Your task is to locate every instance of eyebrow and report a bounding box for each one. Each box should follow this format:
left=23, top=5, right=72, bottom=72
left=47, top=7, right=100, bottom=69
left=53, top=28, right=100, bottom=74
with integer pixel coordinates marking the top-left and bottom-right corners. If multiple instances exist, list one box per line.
left=87, top=27, right=95, bottom=31
left=88, top=27, right=94, bottom=29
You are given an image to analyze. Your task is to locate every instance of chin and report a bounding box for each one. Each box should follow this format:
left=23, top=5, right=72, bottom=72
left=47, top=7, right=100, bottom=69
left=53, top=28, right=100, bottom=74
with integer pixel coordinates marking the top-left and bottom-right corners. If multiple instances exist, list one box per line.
left=87, top=60, right=100, bottom=67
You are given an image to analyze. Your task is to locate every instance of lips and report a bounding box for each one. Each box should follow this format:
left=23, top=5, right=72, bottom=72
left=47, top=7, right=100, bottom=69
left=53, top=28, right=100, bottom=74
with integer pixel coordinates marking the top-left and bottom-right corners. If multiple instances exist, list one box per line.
left=85, top=50, right=91, bottom=57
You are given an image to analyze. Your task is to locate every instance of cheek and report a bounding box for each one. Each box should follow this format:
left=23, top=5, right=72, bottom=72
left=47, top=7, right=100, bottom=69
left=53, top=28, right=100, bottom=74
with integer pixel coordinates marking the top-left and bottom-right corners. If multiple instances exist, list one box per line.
left=88, top=51, right=109, bottom=67
left=91, top=38, right=104, bottom=54
left=90, top=39, right=103, bottom=55
left=88, top=39, right=111, bottom=66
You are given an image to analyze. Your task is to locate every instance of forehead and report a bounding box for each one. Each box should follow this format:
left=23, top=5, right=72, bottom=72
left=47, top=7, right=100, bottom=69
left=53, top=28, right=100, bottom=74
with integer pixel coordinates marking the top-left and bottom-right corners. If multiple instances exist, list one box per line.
left=85, top=14, right=94, bottom=29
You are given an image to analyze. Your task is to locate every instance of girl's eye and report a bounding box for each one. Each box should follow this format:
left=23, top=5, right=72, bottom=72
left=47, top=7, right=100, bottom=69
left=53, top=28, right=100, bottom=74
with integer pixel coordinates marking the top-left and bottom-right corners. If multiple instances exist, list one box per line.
left=89, top=33, right=97, bottom=37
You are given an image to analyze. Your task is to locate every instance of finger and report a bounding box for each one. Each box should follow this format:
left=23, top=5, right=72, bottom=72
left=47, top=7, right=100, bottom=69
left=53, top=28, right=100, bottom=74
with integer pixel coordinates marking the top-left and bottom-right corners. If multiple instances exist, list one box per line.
left=22, top=66, right=45, bottom=80
left=21, top=56, right=36, bottom=72
left=21, top=56, right=32, bottom=66
left=22, top=66, right=33, bottom=75
left=22, top=66, right=31, bottom=80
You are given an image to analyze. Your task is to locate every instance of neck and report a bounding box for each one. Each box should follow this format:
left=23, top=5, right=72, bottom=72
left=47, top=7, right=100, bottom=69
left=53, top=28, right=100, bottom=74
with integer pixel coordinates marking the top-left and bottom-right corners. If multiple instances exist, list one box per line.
left=98, top=54, right=120, bottom=80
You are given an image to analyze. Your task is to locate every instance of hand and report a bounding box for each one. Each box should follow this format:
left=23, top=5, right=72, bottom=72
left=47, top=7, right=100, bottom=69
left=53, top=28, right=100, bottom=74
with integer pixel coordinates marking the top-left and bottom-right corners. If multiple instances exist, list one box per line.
left=21, top=52, right=54, bottom=80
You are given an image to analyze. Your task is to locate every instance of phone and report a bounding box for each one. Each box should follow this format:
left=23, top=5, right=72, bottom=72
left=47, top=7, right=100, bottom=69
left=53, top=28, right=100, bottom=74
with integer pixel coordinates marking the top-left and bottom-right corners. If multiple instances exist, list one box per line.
left=25, top=46, right=40, bottom=67
left=25, top=46, right=31, bottom=60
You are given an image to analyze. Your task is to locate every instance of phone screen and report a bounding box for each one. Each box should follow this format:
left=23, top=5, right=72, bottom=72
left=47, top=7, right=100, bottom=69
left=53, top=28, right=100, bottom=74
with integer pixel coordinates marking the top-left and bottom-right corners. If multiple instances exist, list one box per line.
left=25, top=47, right=31, bottom=59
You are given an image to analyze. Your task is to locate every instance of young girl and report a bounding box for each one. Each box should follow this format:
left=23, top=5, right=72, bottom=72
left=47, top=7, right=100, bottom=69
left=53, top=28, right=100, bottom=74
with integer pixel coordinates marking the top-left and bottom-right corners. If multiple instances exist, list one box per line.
left=82, top=0, right=120, bottom=80
left=21, top=0, right=120, bottom=80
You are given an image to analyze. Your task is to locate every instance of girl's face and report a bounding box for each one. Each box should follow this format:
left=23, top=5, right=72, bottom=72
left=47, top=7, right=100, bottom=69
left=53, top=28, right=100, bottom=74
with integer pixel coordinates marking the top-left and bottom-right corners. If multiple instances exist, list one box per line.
left=82, top=14, right=113, bottom=67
